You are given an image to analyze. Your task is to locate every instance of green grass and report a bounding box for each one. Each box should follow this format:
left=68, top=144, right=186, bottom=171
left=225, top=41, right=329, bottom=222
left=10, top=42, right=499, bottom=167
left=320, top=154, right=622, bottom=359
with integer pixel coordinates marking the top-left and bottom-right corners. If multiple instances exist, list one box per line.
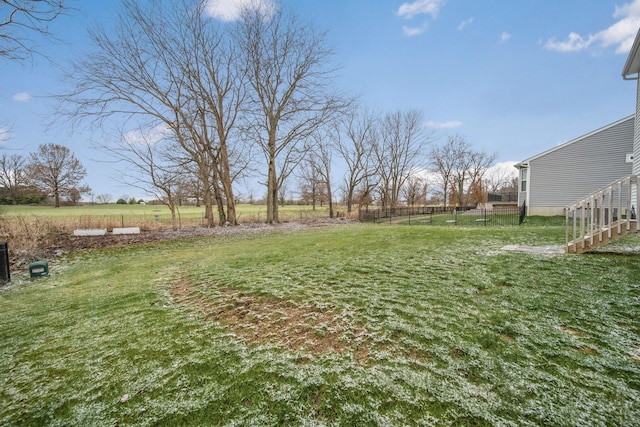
left=1, top=203, right=332, bottom=216
left=393, top=213, right=520, bottom=227
left=0, top=203, right=335, bottom=228
left=1, top=223, right=640, bottom=425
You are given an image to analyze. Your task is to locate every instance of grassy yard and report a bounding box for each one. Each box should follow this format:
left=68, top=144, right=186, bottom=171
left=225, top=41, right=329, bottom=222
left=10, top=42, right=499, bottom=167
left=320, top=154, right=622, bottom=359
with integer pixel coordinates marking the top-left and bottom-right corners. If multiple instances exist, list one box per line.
left=1, top=222, right=640, bottom=425
left=0, top=204, right=336, bottom=228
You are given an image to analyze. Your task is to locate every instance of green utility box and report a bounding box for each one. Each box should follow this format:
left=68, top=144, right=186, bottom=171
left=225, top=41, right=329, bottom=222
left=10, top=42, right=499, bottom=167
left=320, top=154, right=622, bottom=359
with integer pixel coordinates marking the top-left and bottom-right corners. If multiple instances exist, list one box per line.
left=29, top=261, right=49, bottom=278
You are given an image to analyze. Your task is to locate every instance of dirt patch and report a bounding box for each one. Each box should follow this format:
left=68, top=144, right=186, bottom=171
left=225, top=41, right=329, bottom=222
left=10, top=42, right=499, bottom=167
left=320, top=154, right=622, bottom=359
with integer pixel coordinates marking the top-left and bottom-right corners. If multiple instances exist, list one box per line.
left=560, top=326, right=583, bottom=337
left=171, top=277, right=371, bottom=362
left=11, top=219, right=353, bottom=269
left=578, top=346, right=597, bottom=355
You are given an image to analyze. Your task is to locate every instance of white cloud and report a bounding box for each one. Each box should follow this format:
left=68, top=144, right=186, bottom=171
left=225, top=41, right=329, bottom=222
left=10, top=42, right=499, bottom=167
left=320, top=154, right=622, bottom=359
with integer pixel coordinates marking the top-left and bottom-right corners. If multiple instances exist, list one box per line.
left=484, top=161, right=518, bottom=185
left=12, top=92, right=31, bottom=102
left=487, top=161, right=518, bottom=175
left=396, top=0, right=444, bottom=36
left=403, top=23, right=429, bottom=37
left=457, top=17, right=474, bottom=31
left=425, top=120, right=462, bottom=129
left=500, top=32, right=511, bottom=43
left=204, top=0, right=275, bottom=22
left=544, top=0, right=640, bottom=54
left=396, top=0, right=444, bottom=20
left=123, top=124, right=170, bottom=146
left=544, top=32, right=593, bottom=52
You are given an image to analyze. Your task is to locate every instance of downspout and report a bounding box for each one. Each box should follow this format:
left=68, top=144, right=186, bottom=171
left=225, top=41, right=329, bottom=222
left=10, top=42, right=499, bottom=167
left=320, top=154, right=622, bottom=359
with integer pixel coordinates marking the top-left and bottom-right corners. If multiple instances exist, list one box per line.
left=625, top=72, right=640, bottom=212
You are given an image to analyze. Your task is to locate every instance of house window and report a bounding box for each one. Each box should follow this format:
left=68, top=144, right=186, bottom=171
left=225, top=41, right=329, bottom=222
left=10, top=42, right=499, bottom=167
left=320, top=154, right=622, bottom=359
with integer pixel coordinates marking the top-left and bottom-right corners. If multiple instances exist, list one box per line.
left=520, top=168, right=527, bottom=192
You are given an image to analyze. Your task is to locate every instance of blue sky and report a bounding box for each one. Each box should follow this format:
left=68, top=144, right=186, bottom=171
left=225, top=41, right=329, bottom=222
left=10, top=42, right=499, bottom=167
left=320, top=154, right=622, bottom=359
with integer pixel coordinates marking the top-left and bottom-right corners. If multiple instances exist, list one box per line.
left=1, top=0, right=640, bottom=200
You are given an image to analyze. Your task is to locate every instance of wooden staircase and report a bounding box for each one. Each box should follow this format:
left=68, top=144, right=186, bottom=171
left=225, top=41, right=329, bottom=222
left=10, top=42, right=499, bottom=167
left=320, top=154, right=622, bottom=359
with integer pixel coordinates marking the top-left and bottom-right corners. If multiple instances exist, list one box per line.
left=566, top=175, right=638, bottom=254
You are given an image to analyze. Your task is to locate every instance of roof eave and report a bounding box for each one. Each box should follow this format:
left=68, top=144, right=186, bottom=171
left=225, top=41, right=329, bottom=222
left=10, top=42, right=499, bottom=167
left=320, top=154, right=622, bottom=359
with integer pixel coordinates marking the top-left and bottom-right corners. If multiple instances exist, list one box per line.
left=622, top=28, right=640, bottom=79
left=515, top=115, right=635, bottom=166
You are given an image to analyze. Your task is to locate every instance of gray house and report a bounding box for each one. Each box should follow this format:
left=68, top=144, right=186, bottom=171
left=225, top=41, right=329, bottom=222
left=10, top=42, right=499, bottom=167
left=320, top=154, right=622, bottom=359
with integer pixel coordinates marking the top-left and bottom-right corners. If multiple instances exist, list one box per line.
left=514, top=27, right=640, bottom=252
left=515, top=115, right=634, bottom=216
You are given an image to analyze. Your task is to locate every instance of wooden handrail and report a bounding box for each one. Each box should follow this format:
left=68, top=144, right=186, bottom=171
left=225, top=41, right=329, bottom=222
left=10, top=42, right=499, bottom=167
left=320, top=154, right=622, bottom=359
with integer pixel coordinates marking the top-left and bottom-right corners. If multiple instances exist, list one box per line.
left=566, top=175, right=638, bottom=253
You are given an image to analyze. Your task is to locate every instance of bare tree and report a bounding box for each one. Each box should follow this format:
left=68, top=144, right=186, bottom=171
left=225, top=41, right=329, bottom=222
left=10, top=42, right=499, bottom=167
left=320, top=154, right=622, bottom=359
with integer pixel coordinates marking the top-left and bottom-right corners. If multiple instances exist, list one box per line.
left=306, top=130, right=334, bottom=217
left=430, top=135, right=461, bottom=210
left=447, top=138, right=495, bottom=207
left=373, top=110, right=432, bottom=210
left=175, top=2, right=248, bottom=225
left=110, top=128, right=188, bottom=230
left=333, top=107, right=378, bottom=214
left=66, top=184, right=89, bottom=205
left=430, top=134, right=495, bottom=209
left=1, top=0, right=67, bottom=62
left=26, top=143, right=88, bottom=207
left=278, top=180, right=289, bottom=207
left=95, top=193, right=112, bottom=204
left=297, top=157, right=319, bottom=208
left=59, top=0, right=243, bottom=227
left=484, top=163, right=517, bottom=194
left=236, top=5, right=346, bottom=223
left=466, top=149, right=496, bottom=205
left=0, top=153, right=28, bottom=204
left=402, top=175, right=428, bottom=207
left=354, top=175, right=375, bottom=208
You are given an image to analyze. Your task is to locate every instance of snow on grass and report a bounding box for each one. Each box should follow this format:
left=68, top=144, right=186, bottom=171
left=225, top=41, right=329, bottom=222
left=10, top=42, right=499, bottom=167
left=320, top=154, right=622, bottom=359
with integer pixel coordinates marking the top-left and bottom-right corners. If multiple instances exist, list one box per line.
left=1, top=223, right=639, bottom=425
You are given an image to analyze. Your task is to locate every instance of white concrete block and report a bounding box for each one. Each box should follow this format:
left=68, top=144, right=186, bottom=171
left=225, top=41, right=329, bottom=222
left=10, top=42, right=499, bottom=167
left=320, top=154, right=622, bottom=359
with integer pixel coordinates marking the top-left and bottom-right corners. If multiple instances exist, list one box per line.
left=73, top=229, right=107, bottom=236
left=112, top=227, right=141, bottom=235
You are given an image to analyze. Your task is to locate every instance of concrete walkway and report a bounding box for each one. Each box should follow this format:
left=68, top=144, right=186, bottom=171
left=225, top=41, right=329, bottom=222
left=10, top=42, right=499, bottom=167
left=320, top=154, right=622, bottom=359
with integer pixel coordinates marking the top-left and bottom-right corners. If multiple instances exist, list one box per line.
left=500, top=245, right=565, bottom=255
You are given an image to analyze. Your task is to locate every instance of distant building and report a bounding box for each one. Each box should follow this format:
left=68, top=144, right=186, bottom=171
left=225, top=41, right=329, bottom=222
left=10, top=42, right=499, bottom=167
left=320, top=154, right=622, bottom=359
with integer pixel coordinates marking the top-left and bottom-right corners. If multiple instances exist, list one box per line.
left=515, top=115, right=634, bottom=216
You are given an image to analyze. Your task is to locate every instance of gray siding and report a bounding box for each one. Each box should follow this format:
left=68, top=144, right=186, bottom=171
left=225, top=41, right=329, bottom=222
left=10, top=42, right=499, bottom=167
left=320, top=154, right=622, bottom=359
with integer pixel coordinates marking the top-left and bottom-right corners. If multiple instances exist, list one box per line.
left=634, top=78, right=640, bottom=176
left=528, top=116, right=634, bottom=209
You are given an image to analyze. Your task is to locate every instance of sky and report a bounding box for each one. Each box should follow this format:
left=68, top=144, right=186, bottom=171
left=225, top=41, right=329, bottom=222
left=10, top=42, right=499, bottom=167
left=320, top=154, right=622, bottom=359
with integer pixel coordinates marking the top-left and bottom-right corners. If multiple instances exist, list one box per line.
left=1, top=0, right=640, bottom=200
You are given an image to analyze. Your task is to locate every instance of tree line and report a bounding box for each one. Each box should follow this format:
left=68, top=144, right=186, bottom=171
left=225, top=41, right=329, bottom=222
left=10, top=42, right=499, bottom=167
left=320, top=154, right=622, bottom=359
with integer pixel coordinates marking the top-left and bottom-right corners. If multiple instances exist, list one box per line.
left=54, top=0, right=516, bottom=228
left=2, top=1, right=515, bottom=222
left=0, top=144, right=89, bottom=207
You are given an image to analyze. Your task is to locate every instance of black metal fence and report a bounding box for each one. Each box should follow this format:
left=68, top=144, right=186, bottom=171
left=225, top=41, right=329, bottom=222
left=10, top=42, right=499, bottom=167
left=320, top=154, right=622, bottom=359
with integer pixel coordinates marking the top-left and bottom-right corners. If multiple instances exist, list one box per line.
left=488, top=192, right=517, bottom=203
left=359, top=205, right=522, bottom=226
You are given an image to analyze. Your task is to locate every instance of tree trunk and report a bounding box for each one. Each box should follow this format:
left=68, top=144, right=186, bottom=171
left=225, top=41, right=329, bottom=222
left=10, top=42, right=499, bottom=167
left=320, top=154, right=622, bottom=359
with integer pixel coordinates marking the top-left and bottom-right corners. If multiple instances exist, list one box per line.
left=312, top=184, right=316, bottom=210
left=213, top=183, right=226, bottom=226
left=443, top=184, right=448, bottom=211
left=346, top=188, right=353, bottom=214
left=202, top=178, right=215, bottom=228
left=169, top=204, right=178, bottom=231
left=220, top=177, right=236, bottom=225
left=266, top=157, right=278, bottom=224
left=217, top=148, right=237, bottom=225
left=457, top=179, right=465, bottom=208
left=327, top=181, right=334, bottom=219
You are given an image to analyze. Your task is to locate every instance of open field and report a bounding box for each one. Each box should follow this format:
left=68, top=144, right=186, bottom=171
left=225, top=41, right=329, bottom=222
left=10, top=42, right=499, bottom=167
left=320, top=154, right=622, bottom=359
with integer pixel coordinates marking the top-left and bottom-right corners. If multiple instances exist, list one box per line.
left=0, top=204, right=338, bottom=229
left=0, top=204, right=339, bottom=265
left=1, top=222, right=640, bottom=425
